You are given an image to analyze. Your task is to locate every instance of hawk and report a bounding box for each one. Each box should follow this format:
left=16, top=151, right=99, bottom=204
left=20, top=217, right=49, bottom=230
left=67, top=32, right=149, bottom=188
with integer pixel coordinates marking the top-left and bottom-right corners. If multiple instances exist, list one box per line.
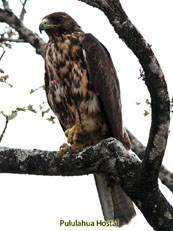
left=39, top=12, right=135, bottom=226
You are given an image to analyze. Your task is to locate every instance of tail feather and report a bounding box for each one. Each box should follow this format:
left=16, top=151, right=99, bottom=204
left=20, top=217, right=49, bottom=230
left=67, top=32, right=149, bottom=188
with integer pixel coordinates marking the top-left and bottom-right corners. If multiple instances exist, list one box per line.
left=94, top=173, right=114, bottom=220
left=94, top=173, right=136, bottom=227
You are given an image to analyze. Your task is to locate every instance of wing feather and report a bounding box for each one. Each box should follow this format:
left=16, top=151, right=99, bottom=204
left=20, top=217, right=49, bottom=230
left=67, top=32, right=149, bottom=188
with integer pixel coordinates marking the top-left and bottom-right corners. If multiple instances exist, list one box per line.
left=82, top=33, right=131, bottom=150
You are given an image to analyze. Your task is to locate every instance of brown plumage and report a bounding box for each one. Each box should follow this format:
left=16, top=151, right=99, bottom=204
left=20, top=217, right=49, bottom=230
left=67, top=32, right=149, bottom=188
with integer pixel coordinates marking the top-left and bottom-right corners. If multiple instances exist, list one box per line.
left=39, top=12, right=135, bottom=226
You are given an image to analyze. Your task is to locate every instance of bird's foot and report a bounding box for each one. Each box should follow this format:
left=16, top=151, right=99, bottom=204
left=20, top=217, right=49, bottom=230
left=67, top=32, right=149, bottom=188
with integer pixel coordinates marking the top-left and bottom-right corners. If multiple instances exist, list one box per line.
left=62, top=125, right=84, bottom=152
left=65, top=124, right=81, bottom=144
left=58, top=143, right=70, bottom=155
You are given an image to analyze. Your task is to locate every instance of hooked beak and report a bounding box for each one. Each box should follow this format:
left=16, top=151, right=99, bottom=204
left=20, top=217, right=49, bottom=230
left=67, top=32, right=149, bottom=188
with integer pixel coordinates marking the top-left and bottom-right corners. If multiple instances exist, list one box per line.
left=39, top=18, right=48, bottom=33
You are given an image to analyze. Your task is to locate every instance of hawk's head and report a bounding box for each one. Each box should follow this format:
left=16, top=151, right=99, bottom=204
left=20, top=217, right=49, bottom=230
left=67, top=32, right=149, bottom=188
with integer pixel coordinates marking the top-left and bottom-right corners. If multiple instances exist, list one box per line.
left=39, top=12, right=81, bottom=36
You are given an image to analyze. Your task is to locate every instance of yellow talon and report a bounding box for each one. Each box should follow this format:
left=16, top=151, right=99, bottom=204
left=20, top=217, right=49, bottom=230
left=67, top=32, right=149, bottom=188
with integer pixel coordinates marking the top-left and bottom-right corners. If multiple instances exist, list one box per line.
left=58, top=143, right=70, bottom=155
left=63, top=124, right=83, bottom=152
left=58, top=142, right=84, bottom=155
left=64, top=124, right=81, bottom=144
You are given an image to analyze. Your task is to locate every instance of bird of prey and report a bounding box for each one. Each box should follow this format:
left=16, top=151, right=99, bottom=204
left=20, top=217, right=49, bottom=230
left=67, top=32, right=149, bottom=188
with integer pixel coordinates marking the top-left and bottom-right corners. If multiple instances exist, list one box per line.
left=39, top=12, right=136, bottom=226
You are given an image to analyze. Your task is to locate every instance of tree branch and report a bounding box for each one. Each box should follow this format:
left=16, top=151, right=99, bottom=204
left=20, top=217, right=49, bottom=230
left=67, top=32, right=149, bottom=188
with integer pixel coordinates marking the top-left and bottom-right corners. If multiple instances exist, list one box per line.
left=0, top=48, right=6, bottom=60
left=0, top=37, right=25, bottom=43
left=0, top=138, right=172, bottom=231
left=0, top=114, right=8, bottom=142
left=0, top=8, right=46, bottom=57
left=127, top=129, right=173, bottom=193
left=159, top=166, right=173, bottom=193
left=19, top=0, right=28, bottom=21
left=78, top=0, right=170, bottom=190
left=1, top=0, right=10, bottom=11
left=127, top=129, right=145, bottom=159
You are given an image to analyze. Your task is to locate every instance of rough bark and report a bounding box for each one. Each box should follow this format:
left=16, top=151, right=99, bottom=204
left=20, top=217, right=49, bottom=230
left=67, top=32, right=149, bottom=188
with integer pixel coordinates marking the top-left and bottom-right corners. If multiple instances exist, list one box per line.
left=0, top=138, right=173, bottom=231
left=0, top=1, right=173, bottom=230
left=0, top=8, right=46, bottom=57
left=128, top=129, right=173, bottom=193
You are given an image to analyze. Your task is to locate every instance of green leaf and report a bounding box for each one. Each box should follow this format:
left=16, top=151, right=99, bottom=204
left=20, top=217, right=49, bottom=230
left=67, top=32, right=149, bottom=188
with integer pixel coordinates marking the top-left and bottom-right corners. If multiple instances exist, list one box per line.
left=29, top=85, right=45, bottom=94
left=144, top=110, right=149, bottom=116
left=30, top=89, right=35, bottom=94
left=27, top=105, right=37, bottom=113
left=16, top=107, right=26, bottom=112
left=8, top=110, right=18, bottom=120
left=0, top=68, right=4, bottom=73
left=0, top=75, right=9, bottom=81
left=145, top=99, right=151, bottom=105
left=0, top=72, right=13, bottom=87
left=47, top=116, right=56, bottom=124
left=39, top=101, right=46, bottom=110
left=42, top=108, right=50, bottom=117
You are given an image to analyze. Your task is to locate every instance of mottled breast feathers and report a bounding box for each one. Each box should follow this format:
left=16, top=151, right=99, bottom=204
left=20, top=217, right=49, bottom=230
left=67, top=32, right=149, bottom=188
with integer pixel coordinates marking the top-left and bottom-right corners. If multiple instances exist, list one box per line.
left=44, top=22, right=131, bottom=149
left=45, top=31, right=111, bottom=146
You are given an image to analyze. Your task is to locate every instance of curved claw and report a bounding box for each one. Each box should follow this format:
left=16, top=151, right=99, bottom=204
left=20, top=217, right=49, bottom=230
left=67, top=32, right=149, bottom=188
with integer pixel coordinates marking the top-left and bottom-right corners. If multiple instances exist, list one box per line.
left=64, top=124, right=81, bottom=144
left=58, top=143, right=70, bottom=155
